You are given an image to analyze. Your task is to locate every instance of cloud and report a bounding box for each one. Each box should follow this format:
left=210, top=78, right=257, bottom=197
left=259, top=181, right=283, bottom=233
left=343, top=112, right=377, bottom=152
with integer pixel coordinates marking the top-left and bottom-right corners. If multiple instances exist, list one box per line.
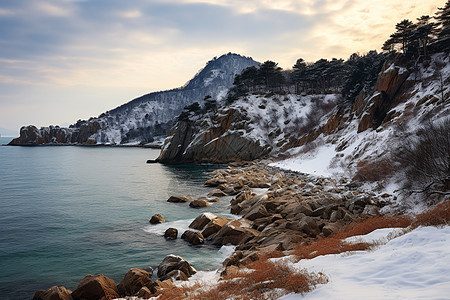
left=0, top=0, right=445, bottom=130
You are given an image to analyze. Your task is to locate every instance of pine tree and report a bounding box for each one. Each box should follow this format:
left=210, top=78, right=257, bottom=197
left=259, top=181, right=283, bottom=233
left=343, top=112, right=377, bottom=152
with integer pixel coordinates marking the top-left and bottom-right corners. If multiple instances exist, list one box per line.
left=395, top=19, right=416, bottom=53
left=435, top=0, right=450, bottom=48
left=259, top=61, right=283, bottom=90
left=292, top=58, right=308, bottom=93
left=412, top=15, right=436, bottom=56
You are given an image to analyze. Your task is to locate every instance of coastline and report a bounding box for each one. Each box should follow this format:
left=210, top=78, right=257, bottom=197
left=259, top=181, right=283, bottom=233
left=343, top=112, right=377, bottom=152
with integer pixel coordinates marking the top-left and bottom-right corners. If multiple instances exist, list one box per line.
left=33, top=158, right=393, bottom=299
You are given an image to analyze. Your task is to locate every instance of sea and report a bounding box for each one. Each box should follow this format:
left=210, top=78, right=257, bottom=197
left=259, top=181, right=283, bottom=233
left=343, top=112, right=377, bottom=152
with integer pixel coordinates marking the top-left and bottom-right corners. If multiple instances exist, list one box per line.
left=0, top=137, right=235, bottom=299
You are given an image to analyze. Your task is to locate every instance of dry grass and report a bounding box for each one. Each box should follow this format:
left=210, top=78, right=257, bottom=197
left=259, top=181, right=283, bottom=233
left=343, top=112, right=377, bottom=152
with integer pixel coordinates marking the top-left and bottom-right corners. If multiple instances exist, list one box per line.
left=353, top=158, right=400, bottom=183
left=156, top=256, right=327, bottom=300
left=413, top=200, right=450, bottom=227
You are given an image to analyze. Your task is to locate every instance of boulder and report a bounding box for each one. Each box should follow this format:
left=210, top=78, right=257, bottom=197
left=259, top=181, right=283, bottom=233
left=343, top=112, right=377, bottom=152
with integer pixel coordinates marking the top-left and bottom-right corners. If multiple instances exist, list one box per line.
left=149, top=214, right=165, bottom=224
left=189, top=212, right=218, bottom=230
left=322, top=223, right=342, bottom=237
left=135, top=287, right=153, bottom=299
left=222, top=250, right=244, bottom=267
left=202, top=217, right=231, bottom=238
left=243, top=203, right=271, bottom=221
left=204, top=177, right=227, bottom=187
left=149, top=279, right=175, bottom=293
left=117, top=268, right=152, bottom=296
left=33, top=286, right=72, bottom=300
left=162, top=270, right=189, bottom=281
left=189, top=199, right=211, bottom=208
left=167, top=196, right=190, bottom=203
left=157, top=255, right=196, bottom=281
left=210, top=219, right=259, bottom=246
left=71, top=274, right=119, bottom=300
left=287, top=216, right=320, bottom=237
left=181, top=230, right=205, bottom=245
left=164, top=228, right=178, bottom=240
left=208, top=189, right=228, bottom=197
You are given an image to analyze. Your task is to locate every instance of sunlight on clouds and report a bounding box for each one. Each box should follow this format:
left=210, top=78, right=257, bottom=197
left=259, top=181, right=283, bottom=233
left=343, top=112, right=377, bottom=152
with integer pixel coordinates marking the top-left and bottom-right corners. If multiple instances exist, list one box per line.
left=300, top=0, right=442, bottom=60
left=120, top=10, right=142, bottom=19
left=32, top=1, right=74, bottom=17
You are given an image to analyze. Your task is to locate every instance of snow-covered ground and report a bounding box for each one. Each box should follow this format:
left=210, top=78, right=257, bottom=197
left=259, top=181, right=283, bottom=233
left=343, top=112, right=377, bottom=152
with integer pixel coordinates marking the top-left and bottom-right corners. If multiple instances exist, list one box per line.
left=279, top=226, right=450, bottom=300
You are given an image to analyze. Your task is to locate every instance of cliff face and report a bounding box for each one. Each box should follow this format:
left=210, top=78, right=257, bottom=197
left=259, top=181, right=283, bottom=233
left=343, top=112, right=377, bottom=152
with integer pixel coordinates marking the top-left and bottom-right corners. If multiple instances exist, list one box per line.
left=10, top=53, right=259, bottom=146
left=157, top=108, right=269, bottom=163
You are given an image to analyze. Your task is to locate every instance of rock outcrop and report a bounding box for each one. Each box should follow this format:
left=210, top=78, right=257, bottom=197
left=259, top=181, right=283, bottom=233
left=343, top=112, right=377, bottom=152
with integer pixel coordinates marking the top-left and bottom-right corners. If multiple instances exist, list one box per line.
left=157, top=108, right=270, bottom=163
left=9, top=123, right=101, bottom=146
left=167, top=196, right=190, bottom=203
left=181, top=230, right=205, bottom=245
left=149, top=214, right=166, bottom=224
left=71, top=274, right=119, bottom=300
left=117, top=268, right=152, bottom=297
left=164, top=228, right=178, bottom=239
left=157, top=255, right=197, bottom=281
left=33, top=286, right=72, bottom=300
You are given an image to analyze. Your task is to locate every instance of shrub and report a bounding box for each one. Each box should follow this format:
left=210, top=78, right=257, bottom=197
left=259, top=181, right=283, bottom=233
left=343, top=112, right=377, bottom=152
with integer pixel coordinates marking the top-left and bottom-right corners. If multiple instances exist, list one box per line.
left=394, top=118, right=450, bottom=199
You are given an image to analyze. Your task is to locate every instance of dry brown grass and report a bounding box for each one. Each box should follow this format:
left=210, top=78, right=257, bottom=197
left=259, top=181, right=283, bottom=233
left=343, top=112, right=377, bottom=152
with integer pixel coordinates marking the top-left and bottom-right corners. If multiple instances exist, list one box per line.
left=352, top=158, right=400, bottom=183
left=156, top=256, right=327, bottom=300
left=413, top=200, right=450, bottom=227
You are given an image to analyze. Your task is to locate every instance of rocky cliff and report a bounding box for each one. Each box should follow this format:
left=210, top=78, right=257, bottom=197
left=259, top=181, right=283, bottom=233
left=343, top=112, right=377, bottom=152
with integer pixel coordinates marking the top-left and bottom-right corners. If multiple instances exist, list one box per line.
left=157, top=108, right=271, bottom=163
left=9, top=53, right=259, bottom=146
left=157, top=92, right=340, bottom=163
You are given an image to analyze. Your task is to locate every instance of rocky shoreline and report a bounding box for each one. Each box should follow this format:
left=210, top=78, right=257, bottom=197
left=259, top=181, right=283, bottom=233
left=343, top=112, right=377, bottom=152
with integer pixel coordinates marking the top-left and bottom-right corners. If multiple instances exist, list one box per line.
left=33, top=160, right=392, bottom=300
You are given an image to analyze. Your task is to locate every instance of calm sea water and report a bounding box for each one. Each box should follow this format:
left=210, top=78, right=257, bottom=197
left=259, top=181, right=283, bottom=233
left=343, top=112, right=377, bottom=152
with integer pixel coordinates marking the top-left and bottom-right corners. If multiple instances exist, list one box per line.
left=0, top=138, right=233, bottom=299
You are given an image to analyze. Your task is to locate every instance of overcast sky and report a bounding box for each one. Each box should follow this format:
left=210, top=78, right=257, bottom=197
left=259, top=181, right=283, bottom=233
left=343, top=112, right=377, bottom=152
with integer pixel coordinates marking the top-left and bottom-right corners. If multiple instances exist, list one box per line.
left=0, top=0, right=442, bottom=133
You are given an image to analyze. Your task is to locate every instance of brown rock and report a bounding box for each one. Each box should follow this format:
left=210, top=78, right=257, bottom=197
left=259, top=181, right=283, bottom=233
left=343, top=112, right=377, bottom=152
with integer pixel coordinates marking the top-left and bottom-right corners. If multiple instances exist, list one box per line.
left=33, top=286, right=72, bottom=300
left=202, top=217, right=230, bottom=238
left=164, top=228, right=178, bottom=239
left=189, top=212, right=218, bottom=230
left=210, top=219, right=259, bottom=246
left=150, top=279, right=175, bottom=293
left=189, top=199, right=211, bottom=208
left=71, top=274, right=119, bottom=300
left=162, top=270, right=189, bottom=281
left=243, top=203, right=271, bottom=221
left=208, top=189, right=228, bottom=197
left=167, top=196, right=190, bottom=203
left=149, top=214, right=165, bottom=224
left=220, top=265, right=240, bottom=277
left=135, top=287, right=153, bottom=299
left=288, top=216, right=320, bottom=237
left=204, top=177, right=227, bottom=187
left=222, top=250, right=244, bottom=267
left=181, top=230, right=205, bottom=245
left=322, top=223, right=342, bottom=237
left=117, top=268, right=152, bottom=296
left=157, top=255, right=197, bottom=281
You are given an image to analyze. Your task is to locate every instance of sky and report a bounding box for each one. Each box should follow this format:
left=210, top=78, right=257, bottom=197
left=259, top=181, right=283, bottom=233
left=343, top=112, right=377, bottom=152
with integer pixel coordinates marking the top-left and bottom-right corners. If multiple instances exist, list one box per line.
left=0, top=0, right=443, bottom=134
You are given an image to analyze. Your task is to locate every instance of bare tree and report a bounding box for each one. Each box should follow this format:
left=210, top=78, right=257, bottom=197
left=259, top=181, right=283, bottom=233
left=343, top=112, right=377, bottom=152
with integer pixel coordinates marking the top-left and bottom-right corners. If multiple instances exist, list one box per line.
left=395, top=118, right=450, bottom=198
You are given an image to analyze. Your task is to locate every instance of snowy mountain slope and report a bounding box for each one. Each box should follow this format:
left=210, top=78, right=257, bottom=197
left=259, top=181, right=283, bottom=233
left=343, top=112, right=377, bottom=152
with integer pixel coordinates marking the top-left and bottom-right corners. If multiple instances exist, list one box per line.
left=271, top=52, right=450, bottom=205
left=9, top=53, right=259, bottom=146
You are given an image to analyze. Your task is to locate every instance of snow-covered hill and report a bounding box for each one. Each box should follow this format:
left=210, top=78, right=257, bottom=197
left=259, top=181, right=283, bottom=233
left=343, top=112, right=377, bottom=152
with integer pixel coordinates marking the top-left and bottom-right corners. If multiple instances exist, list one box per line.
left=9, top=53, right=259, bottom=146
